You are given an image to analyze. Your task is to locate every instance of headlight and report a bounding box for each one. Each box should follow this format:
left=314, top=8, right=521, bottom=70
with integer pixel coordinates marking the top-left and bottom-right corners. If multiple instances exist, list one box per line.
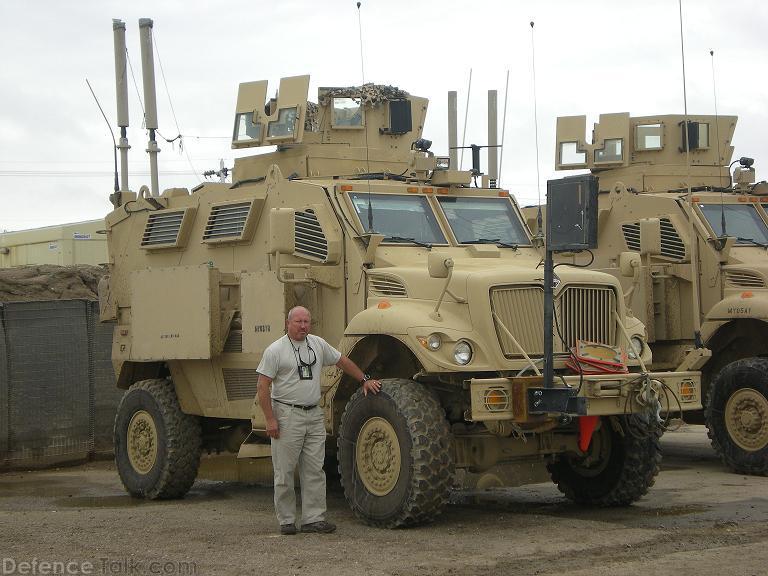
left=453, top=341, right=473, bottom=365
left=629, top=336, right=644, bottom=358
left=427, top=333, right=442, bottom=350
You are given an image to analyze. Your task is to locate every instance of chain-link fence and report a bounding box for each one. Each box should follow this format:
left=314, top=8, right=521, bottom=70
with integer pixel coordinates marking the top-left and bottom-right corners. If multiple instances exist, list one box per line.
left=0, top=300, right=120, bottom=469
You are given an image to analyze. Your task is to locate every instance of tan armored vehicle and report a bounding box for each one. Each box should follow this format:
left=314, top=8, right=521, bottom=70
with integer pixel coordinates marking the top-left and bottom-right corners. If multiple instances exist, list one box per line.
left=100, top=20, right=702, bottom=527
left=539, top=112, right=768, bottom=475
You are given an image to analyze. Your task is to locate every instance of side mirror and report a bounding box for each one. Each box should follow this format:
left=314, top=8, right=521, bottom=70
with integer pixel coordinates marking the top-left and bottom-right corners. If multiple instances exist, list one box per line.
left=639, top=218, right=661, bottom=256
left=428, top=252, right=453, bottom=279
left=619, top=252, right=641, bottom=277
left=269, top=208, right=295, bottom=254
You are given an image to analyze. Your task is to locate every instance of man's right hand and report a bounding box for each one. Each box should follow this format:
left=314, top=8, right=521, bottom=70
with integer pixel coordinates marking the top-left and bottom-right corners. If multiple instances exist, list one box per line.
left=266, top=417, right=280, bottom=439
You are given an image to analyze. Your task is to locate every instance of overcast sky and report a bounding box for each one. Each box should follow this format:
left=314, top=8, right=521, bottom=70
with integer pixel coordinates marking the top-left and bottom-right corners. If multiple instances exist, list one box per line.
left=1, top=0, right=766, bottom=232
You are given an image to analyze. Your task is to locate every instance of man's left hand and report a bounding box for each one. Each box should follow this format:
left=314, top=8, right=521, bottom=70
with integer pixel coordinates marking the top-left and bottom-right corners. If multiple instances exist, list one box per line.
left=362, top=379, right=381, bottom=396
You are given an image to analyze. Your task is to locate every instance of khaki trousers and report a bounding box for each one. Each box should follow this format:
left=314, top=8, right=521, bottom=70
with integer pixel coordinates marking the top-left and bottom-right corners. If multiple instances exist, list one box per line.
left=270, top=401, right=327, bottom=526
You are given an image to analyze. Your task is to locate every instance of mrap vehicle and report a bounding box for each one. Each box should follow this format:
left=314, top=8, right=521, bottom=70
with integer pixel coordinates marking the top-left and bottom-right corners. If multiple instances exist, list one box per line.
left=536, top=112, right=768, bottom=476
left=99, top=19, right=702, bottom=527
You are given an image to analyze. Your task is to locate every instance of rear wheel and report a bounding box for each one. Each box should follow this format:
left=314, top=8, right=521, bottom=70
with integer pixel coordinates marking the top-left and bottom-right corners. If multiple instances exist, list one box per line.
left=705, top=358, right=768, bottom=476
left=337, top=379, right=454, bottom=528
left=547, top=415, right=661, bottom=506
left=114, top=379, right=202, bottom=499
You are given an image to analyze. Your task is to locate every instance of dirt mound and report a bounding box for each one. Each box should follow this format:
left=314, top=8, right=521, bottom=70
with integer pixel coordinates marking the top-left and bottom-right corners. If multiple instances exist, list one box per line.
left=0, top=264, right=107, bottom=302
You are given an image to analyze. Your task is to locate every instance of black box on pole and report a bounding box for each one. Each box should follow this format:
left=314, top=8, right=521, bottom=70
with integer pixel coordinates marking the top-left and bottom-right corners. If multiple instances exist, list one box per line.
left=546, top=175, right=599, bottom=251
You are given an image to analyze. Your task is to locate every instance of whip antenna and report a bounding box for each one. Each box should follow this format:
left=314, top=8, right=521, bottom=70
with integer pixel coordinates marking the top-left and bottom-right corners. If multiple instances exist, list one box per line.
left=459, top=69, right=472, bottom=170
left=530, top=21, right=543, bottom=238
left=498, top=70, right=510, bottom=187
left=356, top=2, right=374, bottom=232
left=711, top=49, right=727, bottom=238
left=85, top=78, right=119, bottom=197
left=679, top=0, right=704, bottom=348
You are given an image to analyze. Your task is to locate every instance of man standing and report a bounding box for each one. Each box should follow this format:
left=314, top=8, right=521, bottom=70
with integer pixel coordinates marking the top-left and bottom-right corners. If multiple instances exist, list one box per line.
left=257, top=306, right=381, bottom=535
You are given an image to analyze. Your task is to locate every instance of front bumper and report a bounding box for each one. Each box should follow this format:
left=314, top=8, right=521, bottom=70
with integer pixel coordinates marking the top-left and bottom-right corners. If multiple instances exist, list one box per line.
left=470, top=371, right=702, bottom=423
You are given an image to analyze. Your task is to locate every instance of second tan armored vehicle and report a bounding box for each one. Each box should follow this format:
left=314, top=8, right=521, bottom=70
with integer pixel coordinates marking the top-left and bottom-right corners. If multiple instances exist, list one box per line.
left=537, top=112, right=768, bottom=476
left=100, top=19, right=702, bottom=527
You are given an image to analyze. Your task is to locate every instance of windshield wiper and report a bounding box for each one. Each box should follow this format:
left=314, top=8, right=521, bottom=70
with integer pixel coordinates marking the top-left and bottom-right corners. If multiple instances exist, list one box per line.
left=464, top=238, right=519, bottom=250
left=386, top=236, right=433, bottom=249
left=736, top=237, right=768, bottom=248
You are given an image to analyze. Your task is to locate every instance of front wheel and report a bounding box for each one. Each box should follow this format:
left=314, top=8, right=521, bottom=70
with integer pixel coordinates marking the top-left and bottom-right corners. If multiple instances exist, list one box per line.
left=547, top=415, right=661, bottom=506
left=114, top=378, right=202, bottom=499
left=705, top=358, right=768, bottom=476
left=337, top=379, right=454, bottom=528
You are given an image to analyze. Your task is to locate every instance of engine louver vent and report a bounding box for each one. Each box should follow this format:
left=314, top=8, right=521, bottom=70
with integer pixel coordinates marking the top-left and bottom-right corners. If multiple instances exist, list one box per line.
left=141, top=210, right=186, bottom=248
left=621, top=218, right=686, bottom=260
left=203, top=201, right=252, bottom=242
left=725, top=270, right=766, bottom=288
left=223, top=329, right=243, bottom=353
left=369, top=275, right=408, bottom=297
left=222, top=368, right=259, bottom=401
left=295, top=209, right=328, bottom=261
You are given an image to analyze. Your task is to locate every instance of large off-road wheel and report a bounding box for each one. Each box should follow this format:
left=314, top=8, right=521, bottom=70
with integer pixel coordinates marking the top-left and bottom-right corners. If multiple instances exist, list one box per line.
left=547, top=415, right=661, bottom=506
left=337, top=379, right=454, bottom=528
left=705, top=358, right=768, bottom=476
left=114, top=378, right=202, bottom=499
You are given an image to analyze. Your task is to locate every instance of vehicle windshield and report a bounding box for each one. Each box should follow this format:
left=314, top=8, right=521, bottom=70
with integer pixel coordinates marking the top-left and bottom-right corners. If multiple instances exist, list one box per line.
left=437, top=196, right=530, bottom=246
left=698, top=204, right=768, bottom=246
left=349, top=193, right=447, bottom=244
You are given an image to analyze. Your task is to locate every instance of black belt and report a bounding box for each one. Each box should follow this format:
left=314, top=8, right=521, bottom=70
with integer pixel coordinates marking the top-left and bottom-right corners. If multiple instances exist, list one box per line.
left=273, top=398, right=317, bottom=411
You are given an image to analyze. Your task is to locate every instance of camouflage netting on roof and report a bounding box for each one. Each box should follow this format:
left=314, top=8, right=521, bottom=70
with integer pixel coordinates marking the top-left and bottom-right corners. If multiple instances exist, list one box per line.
left=318, top=84, right=409, bottom=108
left=304, top=101, right=320, bottom=132
left=0, top=265, right=106, bottom=302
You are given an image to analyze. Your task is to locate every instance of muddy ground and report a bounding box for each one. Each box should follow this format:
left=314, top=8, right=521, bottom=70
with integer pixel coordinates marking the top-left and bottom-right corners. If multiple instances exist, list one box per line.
left=1, top=425, right=766, bottom=576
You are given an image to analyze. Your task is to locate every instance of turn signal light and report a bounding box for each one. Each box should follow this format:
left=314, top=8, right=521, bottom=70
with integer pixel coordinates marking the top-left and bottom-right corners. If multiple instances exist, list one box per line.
left=484, top=388, right=510, bottom=412
left=679, top=380, right=696, bottom=402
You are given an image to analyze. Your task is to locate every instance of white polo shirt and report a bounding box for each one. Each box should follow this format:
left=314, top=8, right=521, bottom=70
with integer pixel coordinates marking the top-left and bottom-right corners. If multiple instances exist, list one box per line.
left=256, top=334, right=342, bottom=406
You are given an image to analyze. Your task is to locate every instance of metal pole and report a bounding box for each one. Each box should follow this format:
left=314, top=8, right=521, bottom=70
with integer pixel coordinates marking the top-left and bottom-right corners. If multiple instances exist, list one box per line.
left=543, top=246, right=554, bottom=388
left=448, top=91, right=458, bottom=169
left=112, top=19, right=131, bottom=195
left=487, top=90, right=498, bottom=187
left=139, top=18, right=160, bottom=197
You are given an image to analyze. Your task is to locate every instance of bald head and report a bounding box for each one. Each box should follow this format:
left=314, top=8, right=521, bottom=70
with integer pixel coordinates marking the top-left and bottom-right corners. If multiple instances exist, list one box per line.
left=286, top=306, right=311, bottom=340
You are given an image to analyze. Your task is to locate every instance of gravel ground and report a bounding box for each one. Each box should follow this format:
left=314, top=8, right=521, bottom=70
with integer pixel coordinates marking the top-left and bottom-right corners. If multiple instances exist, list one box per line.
left=1, top=425, right=766, bottom=576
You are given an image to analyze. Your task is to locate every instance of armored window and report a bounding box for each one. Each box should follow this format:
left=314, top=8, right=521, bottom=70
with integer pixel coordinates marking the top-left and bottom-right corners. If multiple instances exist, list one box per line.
left=681, top=121, right=709, bottom=150
left=559, top=142, right=586, bottom=166
left=233, top=112, right=262, bottom=144
left=437, top=196, right=530, bottom=246
left=594, top=138, right=623, bottom=163
left=332, top=97, right=363, bottom=128
left=388, top=100, right=412, bottom=134
left=699, top=204, right=768, bottom=245
left=349, top=193, right=447, bottom=245
left=267, top=107, right=298, bottom=139
left=635, top=123, right=663, bottom=151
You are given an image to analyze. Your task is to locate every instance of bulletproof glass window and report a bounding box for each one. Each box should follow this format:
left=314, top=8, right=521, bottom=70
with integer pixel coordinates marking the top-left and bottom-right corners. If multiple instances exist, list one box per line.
left=233, top=112, right=262, bottom=144
left=699, top=204, right=768, bottom=245
left=332, top=97, right=363, bottom=128
left=635, top=123, right=663, bottom=151
left=437, top=196, right=530, bottom=246
left=349, top=193, right=447, bottom=244
left=681, top=121, right=710, bottom=150
left=267, top=107, right=298, bottom=138
left=594, top=138, right=623, bottom=163
left=559, top=142, right=587, bottom=166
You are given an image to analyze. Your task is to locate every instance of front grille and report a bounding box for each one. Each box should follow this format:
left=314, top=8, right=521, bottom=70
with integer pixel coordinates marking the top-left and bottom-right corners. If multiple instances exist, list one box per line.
left=491, top=285, right=616, bottom=357
left=222, top=368, right=259, bottom=401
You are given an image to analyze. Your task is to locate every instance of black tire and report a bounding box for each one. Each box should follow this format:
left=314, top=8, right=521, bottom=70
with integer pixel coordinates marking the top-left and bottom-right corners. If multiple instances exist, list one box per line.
left=705, top=358, right=768, bottom=476
left=337, top=379, right=454, bottom=528
left=547, top=415, right=661, bottom=506
left=114, top=378, right=202, bottom=499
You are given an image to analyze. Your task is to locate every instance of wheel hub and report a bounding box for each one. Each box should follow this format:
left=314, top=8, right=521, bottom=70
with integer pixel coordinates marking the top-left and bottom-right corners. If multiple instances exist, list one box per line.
left=355, top=417, right=401, bottom=496
left=725, top=388, right=768, bottom=452
left=127, top=410, right=158, bottom=474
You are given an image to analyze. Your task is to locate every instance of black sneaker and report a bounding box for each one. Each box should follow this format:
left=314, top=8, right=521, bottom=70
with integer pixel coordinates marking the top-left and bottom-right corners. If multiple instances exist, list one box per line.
left=300, top=520, right=336, bottom=534
left=280, top=523, right=297, bottom=535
